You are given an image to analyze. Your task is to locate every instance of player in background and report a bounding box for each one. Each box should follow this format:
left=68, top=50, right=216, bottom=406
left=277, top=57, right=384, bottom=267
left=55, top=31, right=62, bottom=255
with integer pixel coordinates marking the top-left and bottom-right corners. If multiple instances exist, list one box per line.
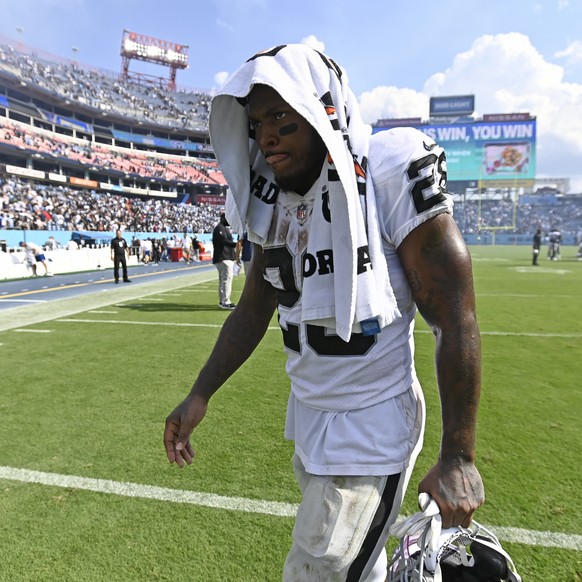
left=547, top=227, right=562, bottom=260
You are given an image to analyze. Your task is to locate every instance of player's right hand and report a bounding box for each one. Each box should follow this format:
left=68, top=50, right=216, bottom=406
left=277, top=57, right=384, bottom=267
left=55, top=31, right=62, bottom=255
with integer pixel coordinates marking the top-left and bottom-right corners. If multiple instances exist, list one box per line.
left=163, top=393, right=208, bottom=468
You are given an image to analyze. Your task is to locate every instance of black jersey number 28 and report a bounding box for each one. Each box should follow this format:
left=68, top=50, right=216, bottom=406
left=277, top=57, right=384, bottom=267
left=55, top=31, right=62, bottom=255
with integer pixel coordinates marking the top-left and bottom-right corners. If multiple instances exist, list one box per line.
left=407, top=150, right=448, bottom=214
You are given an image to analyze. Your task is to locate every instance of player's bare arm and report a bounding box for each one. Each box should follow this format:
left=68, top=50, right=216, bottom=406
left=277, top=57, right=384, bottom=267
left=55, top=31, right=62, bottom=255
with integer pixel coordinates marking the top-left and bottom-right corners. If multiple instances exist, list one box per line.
left=397, top=212, right=485, bottom=528
left=164, top=243, right=277, bottom=467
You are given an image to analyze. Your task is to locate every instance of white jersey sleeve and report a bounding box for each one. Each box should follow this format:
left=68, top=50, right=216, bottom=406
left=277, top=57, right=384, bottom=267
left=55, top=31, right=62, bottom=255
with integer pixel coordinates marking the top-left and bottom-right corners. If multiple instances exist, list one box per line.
left=368, top=127, right=453, bottom=248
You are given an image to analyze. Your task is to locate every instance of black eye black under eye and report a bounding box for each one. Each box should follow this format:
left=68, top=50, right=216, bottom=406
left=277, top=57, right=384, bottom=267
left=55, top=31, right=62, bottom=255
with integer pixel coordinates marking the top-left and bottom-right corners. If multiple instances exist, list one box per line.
left=279, top=123, right=299, bottom=136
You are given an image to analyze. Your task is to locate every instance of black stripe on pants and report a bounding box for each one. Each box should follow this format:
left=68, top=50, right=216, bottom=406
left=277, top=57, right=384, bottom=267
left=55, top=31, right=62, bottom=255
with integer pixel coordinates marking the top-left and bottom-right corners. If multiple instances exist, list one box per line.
left=346, top=472, right=401, bottom=582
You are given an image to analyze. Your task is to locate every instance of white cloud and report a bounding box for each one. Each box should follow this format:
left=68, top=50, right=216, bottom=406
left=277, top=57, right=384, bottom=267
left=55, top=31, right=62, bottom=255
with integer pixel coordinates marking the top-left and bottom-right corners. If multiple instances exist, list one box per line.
left=300, top=35, right=325, bottom=53
left=422, top=33, right=563, bottom=98
left=216, top=19, right=234, bottom=31
left=213, top=71, right=230, bottom=90
left=554, top=40, right=582, bottom=65
left=358, top=86, right=428, bottom=123
left=358, top=33, right=582, bottom=192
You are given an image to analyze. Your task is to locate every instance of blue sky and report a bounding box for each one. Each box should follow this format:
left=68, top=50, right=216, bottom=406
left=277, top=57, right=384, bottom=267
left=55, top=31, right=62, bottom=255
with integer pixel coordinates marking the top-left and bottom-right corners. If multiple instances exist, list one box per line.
left=1, top=0, right=582, bottom=190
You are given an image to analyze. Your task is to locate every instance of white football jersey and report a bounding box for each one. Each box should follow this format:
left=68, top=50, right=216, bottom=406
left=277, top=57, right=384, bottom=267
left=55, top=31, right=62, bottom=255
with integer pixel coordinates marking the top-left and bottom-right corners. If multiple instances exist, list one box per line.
left=262, top=127, right=453, bottom=413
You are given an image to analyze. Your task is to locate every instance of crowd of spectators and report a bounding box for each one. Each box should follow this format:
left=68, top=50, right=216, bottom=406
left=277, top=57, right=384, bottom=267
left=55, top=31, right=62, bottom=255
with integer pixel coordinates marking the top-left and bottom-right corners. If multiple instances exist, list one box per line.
left=3, top=172, right=582, bottom=241
left=0, top=41, right=211, bottom=131
left=0, top=117, right=227, bottom=186
left=454, top=198, right=582, bottom=238
left=1, top=175, right=223, bottom=234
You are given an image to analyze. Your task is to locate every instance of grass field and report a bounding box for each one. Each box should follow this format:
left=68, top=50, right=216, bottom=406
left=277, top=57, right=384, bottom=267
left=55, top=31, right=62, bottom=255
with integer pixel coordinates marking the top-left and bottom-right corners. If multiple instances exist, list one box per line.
left=1, top=245, right=581, bottom=581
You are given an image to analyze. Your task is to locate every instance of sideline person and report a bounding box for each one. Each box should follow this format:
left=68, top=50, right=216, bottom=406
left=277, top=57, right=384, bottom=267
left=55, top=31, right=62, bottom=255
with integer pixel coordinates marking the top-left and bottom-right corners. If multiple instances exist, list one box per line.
left=19, top=241, right=51, bottom=276
left=164, top=44, right=484, bottom=582
left=212, top=212, right=237, bottom=309
left=110, top=230, right=131, bottom=283
left=532, top=227, right=542, bottom=265
left=181, top=233, right=193, bottom=264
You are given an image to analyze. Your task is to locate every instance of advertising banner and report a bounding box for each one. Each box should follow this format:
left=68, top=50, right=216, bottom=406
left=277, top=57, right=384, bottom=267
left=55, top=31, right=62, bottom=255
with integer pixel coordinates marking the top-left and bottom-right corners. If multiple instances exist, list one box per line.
left=194, top=195, right=226, bottom=205
left=430, top=95, right=475, bottom=117
left=373, top=118, right=536, bottom=185
left=111, top=129, right=207, bottom=152
left=40, top=111, right=93, bottom=134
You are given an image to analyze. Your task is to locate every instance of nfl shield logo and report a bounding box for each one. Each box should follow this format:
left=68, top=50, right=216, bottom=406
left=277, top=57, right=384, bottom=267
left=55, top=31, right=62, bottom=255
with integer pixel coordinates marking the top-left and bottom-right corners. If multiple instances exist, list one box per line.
left=297, top=203, right=307, bottom=222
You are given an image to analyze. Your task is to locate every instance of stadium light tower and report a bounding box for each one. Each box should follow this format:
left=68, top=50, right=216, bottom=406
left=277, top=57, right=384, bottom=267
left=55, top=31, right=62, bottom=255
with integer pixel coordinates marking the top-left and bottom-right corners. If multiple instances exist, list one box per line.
left=120, top=29, right=189, bottom=91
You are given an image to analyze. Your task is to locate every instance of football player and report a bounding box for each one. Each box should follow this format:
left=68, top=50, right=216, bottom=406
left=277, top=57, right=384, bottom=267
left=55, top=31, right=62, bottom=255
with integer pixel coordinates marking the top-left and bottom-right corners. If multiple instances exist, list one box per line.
left=164, top=44, right=484, bottom=582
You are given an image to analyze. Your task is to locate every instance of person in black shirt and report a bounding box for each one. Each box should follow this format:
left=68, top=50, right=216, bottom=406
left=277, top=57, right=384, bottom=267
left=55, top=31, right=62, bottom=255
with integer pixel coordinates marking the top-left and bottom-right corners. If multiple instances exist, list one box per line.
left=110, top=230, right=131, bottom=283
left=212, top=213, right=237, bottom=308
left=532, top=228, right=542, bottom=266
left=152, top=238, right=161, bottom=265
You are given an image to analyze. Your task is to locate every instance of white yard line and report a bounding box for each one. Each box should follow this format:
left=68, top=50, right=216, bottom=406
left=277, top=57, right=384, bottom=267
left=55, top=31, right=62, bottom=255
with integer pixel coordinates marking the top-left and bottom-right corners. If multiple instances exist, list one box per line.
left=13, top=329, right=52, bottom=333
left=55, top=319, right=582, bottom=338
left=479, top=293, right=580, bottom=298
left=58, top=318, right=229, bottom=329
left=136, top=298, right=164, bottom=301
left=0, top=465, right=579, bottom=551
left=0, top=272, right=216, bottom=333
left=0, top=299, right=47, bottom=303
left=417, top=329, right=582, bottom=338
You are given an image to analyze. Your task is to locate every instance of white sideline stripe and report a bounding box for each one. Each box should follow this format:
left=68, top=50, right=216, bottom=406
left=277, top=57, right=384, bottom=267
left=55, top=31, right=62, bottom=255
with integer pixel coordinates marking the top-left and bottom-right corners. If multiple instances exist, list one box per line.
left=88, top=310, right=118, bottom=314
left=0, top=466, right=580, bottom=551
left=56, top=319, right=582, bottom=338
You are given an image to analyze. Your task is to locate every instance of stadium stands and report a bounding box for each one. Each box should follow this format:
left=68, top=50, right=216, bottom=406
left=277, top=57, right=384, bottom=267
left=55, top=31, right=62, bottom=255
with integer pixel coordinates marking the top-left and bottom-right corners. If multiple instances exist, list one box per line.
left=453, top=197, right=582, bottom=238
left=0, top=39, right=210, bottom=130
left=0, top=117, right=223, bottom=185
left=0, top=34, right=230, bottom=246
left=0, top=174, right=222, bottom=234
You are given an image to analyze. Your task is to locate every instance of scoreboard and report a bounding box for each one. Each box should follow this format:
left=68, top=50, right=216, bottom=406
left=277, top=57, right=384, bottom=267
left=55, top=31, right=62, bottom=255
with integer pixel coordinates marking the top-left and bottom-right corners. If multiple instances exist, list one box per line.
left=373, top=113, right=536, bottom=189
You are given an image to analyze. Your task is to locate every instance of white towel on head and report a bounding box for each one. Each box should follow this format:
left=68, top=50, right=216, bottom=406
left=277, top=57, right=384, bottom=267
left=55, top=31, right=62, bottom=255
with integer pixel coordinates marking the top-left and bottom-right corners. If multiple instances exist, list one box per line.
left=210, top=43, right=400, bottom=341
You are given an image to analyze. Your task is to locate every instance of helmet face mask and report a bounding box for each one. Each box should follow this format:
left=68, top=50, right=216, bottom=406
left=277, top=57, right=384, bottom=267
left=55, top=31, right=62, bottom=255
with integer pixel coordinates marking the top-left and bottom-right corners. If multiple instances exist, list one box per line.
left=388, top=495, right=522, bottom=582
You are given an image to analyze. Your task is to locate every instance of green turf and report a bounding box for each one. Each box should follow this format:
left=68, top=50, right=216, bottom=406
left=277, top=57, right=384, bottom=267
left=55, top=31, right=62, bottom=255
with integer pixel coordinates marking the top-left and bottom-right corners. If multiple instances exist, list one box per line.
left=1, top=246, right=581, bottom=580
